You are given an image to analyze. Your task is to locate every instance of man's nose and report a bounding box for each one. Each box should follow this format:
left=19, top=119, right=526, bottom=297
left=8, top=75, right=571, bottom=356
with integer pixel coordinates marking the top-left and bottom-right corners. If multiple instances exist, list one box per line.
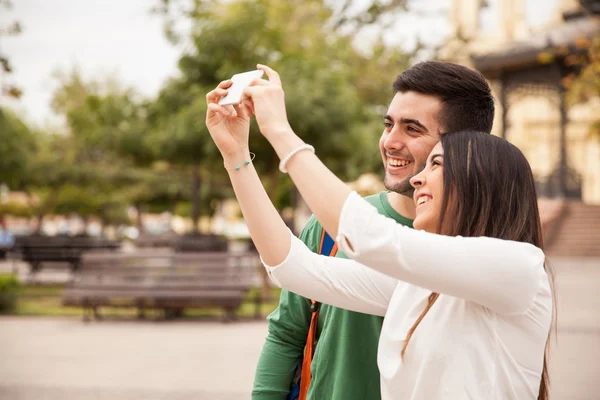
left=383, top=126, right=405, bottom=150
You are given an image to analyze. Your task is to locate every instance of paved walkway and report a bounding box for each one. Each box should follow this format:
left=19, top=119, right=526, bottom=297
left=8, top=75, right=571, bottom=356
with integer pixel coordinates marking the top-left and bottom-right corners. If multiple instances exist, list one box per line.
left=546, top=257, right=600, bottom=400
left=0, top=318, right=267, bottom=399
left=1, top=257, right=599, bottom=399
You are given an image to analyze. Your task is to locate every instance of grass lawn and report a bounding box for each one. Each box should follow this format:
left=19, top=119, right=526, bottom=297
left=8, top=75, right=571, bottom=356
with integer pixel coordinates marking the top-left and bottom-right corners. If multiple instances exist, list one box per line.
left=9, top=285, right=281, bottom=320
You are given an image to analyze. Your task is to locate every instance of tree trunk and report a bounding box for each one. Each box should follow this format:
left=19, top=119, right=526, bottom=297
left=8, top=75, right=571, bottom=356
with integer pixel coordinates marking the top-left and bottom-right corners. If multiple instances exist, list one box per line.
left=191, top=165, right=201, bottom=233
left=33, top=213, right=45, bottom=234
left=82, top=216, right=89, bottom=236
left=31, top=188, right=60, bottom=235
left=135, top=204, right=144, bottom=234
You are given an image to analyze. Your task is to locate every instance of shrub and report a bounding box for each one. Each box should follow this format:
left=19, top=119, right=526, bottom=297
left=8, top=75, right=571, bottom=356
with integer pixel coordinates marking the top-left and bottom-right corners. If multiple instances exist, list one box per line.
left=0, top=274, right=21, bottom=313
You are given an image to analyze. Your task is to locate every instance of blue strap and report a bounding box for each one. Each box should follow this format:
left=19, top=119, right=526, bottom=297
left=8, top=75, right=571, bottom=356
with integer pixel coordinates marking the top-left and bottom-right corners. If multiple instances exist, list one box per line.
left=320, top=232, right=336, bottom=256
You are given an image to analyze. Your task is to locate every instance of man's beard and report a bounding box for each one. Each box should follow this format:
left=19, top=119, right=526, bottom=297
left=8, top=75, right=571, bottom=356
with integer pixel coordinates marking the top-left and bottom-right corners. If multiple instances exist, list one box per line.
left=383, top=161, right=426, bottom=198
left=384, top=172, right=415, bottom=198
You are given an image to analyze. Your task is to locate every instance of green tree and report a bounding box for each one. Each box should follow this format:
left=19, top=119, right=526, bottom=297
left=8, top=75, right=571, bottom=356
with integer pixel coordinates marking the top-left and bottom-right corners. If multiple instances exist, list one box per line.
left=566, top=36, right=600, bottom=139
left=0, top=110, right=33, bottom=227
left=536, top=36, right=600, bottom=140
left=49, top=69, right=191, bottom=233
left=0, top=0, right=23, bottom=98
left=14, top=70, right=138, bottom=233
left=0, top=108, right=35, bottom=189
left=21, top=132, right=104, bottom=233
left=154, top=0, right=409, bottom=45
left=150, top=0, right=413, bottom=231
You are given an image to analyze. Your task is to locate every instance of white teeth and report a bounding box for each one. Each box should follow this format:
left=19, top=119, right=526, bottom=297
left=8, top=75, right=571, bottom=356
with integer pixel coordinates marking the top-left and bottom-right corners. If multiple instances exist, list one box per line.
left=417, top=196, right=430, bottom=206
left=389, top=159, right=410, bottom=167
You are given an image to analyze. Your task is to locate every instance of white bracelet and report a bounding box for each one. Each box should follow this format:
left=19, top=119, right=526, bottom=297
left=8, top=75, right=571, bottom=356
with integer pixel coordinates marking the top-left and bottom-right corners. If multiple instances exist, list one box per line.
left=279, top=144, right=315, bottom=173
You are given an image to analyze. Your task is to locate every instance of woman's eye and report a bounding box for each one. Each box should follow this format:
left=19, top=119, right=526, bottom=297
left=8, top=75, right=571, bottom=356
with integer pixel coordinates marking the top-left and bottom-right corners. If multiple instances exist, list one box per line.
left=432, top=160, right=442, bottom=166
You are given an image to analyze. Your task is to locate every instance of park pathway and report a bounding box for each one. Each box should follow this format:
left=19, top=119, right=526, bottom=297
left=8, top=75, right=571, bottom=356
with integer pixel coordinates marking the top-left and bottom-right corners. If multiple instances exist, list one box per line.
left=0, top=257, right=599, bottom=399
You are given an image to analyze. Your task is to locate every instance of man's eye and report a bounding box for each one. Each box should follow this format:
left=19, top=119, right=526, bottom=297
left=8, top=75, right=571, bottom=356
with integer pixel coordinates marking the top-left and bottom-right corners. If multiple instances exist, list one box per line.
left=384, top=121, right=392, bottom=128
left=407, top=126, right=420, bottom=133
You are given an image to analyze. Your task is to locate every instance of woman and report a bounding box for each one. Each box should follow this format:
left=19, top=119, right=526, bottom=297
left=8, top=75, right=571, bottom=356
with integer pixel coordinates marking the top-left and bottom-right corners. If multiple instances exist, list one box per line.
left=205, top=65, right=554, bottom=399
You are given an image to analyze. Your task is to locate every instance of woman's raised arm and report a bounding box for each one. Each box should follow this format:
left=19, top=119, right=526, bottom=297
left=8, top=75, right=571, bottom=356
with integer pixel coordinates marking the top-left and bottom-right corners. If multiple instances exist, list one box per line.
left=205, top=79, right=396, bottom=315
left=243, top=65, right=547, bottom=315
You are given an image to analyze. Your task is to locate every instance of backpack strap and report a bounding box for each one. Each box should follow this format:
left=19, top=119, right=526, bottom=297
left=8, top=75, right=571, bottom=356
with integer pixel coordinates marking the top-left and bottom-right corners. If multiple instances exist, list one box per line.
left=318, top=229, right=338, bottom=257
left=299, top=230, right=338, bottom=400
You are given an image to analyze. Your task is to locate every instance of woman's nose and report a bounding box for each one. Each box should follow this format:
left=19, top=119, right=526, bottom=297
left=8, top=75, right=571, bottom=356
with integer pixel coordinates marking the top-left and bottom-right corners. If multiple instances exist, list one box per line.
left=410, top=172, right=424, bottom=188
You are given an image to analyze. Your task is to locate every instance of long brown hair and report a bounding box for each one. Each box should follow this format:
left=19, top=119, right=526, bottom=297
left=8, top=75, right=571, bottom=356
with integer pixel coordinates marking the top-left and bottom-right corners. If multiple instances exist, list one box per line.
left=401, top=131, right=556, bottom=400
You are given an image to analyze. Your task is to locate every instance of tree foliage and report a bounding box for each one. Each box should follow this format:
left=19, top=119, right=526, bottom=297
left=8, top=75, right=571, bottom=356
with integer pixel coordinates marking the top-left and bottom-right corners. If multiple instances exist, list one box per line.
left=0, top=108, right=36, bottom=188
left=566, top=36, right=600, bottom=138
left=150, top=0, right=413, bottom=213
left=2, top=0, right=416, bottom=234
left=49, top=70, right=194, bottom=228
left=0, top=0, right=23, bottom=98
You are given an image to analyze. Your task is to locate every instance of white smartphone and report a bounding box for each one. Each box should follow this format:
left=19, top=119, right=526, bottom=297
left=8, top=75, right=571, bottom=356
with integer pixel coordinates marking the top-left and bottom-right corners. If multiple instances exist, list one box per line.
left=218, top=70, right=265, bottom=106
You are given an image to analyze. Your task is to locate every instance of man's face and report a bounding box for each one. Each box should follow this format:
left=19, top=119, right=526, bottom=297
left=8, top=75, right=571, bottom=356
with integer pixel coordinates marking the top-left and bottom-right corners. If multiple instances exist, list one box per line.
left=379, top=91, right=442, bottom=197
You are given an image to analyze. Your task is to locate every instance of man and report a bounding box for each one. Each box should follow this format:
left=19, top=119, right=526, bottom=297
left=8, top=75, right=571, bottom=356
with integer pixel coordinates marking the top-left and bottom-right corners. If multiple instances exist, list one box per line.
left=251, top=61, right=495, bottom=400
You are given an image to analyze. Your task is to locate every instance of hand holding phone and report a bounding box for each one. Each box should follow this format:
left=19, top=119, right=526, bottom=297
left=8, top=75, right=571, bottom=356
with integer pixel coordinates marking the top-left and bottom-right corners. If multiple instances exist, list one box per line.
left=218, top=70, right=265, bottom=106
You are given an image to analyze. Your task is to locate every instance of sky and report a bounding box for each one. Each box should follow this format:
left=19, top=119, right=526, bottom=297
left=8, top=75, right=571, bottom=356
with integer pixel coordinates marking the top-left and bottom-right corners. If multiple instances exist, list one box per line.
left=0, top=0, right=181, bottom=128
left=0, top=0, right=558, bottom=129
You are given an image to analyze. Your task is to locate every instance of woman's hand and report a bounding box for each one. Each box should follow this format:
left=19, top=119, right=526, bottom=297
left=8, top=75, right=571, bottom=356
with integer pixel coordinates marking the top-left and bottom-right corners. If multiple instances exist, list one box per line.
left=205, top=80, right=254, bottom=161
left=206, top=73, right=294, bottom=269
left=242, top=64, right=293, bottom=139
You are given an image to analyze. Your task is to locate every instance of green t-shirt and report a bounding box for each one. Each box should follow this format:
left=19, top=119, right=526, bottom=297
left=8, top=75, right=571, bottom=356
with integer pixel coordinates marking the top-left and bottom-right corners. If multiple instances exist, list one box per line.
left=252, top=191, right=413, bottom=400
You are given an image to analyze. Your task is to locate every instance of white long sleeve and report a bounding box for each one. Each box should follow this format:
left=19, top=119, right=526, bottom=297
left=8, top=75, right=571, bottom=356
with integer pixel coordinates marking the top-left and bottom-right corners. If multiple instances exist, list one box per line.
left=263, top=233, right=398, bottom=316
left=261, top=193, right=551, bottom=399
left=336, top=191, right=547, bottom=315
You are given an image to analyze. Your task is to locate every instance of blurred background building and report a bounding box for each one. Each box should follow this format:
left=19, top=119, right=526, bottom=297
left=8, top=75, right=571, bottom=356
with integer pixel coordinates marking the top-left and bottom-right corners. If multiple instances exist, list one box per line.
left=443, top=0, right=600, bottom=203
left=437, top=0, right=600, bottom=257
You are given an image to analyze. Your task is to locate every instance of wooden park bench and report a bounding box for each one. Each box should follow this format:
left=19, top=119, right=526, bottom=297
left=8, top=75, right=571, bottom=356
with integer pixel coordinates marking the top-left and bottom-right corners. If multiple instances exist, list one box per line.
left=134, top=232, right=229, bottom=252
left=62, top=250, right=260, bottom=321
left=8, top=235, right=121, bottom=275
left=172, top=233, right=228, bottom=252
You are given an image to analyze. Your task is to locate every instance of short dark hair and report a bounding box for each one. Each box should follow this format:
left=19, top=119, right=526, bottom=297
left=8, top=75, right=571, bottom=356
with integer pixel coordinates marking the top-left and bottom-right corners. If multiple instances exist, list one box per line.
left=392, top=61, right=495, bottom=134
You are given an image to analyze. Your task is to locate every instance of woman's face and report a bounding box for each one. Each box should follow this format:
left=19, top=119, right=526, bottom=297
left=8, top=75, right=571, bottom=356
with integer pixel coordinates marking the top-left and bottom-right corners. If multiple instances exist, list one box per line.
left=410, top=142, right=446, bottom=233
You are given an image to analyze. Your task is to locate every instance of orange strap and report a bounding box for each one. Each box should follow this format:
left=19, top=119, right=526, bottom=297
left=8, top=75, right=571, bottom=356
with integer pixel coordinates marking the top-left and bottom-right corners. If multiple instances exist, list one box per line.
left=298, top=230, right=337, bottom=400
left=299, top=300, right=319, bottom=399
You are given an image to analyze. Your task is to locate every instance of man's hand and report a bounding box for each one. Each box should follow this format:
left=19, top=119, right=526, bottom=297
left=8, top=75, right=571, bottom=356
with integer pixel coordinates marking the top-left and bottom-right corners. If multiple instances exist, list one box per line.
left=205, top=79, right=254, bottom=160
left=242, top=64, right=293, bottom=139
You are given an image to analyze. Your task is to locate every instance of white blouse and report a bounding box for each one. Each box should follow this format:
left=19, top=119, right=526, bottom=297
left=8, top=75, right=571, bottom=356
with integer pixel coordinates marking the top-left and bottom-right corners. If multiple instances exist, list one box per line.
left=263, top=191, right=552, bottom=400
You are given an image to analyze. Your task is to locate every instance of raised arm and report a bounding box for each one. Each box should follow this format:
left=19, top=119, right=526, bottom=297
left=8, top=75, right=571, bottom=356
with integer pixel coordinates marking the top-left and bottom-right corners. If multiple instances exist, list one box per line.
left=263, top=233, right=396, bottom=316
left=334, top=192, right=546, bottom=315
left=243, top=65, right=547, bottom=315
left=205, top=78, right=395, bottom=317
left=205, top=79, right=292, bottom=267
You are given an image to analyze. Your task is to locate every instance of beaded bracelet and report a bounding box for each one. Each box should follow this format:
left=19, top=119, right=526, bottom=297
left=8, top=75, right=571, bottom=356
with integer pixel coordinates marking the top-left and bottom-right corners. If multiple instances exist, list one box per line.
left=225, top=152, right=256, bottom=171
left=279, top=144, right=315, bottom=173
